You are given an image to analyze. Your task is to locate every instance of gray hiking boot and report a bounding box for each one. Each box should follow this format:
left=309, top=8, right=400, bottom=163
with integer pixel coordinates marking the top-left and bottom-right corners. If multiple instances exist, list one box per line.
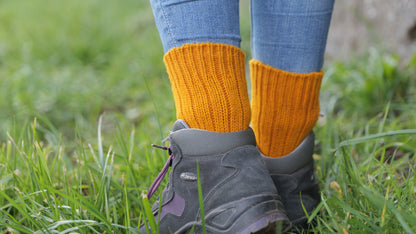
left=140, top=120, right=291, bottom=234
left=261, top=132, right=320, bottom=230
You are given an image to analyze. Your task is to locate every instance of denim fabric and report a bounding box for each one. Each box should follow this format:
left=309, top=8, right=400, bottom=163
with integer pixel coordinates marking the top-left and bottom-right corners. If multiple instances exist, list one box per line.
left=251, top=0, right=335, bottom=73
left=149, top=0, right=241, bottom=53
left=150, top=0, right=334, bottom=73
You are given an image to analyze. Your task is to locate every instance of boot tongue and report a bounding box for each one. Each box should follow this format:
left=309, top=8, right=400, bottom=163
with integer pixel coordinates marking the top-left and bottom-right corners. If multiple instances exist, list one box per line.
left=172, top=119, right=190, bottom=132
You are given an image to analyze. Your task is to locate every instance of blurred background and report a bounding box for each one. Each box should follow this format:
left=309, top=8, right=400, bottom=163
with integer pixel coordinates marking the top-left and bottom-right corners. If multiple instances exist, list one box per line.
left=327, top=0, right=416, bottom=62
left=0, top=0, right=415, bottom=145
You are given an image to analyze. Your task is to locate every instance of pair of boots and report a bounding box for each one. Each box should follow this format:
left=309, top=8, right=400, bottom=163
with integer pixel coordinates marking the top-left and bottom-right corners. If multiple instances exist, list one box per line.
left=140, top=119, right=320, bottom=233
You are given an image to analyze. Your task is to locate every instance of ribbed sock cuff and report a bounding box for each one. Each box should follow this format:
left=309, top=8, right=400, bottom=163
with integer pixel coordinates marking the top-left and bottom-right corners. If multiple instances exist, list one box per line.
left=250, top=60, right=323, bottom=157
left=164, top=43, right=251, bottom=133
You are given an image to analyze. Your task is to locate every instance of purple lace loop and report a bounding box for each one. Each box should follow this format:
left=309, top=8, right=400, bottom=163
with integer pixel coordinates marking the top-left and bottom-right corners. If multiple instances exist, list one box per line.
left=147, top=138, right=174, bottom=199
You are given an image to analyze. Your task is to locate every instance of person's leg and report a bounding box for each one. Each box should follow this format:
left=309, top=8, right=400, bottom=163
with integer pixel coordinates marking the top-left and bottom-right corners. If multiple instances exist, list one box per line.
left=150, top=0, right=249, bottom=133
left=250, top=0, right=334, bottom=157
left=142, top=1, right=290, bottom=232
left=151, top=0, right=241, bottom=53
left=250, top=0, right=335, bottom=229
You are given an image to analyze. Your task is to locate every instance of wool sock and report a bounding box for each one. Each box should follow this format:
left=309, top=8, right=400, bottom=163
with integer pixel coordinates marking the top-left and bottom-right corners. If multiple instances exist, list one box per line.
left=164, top=43, right=251, bottom=132
left=250, top=60, right=323, bottom=158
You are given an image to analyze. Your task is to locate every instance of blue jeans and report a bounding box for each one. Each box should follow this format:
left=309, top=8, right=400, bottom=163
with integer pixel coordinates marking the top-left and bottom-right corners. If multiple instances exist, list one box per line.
left=149, top=0, right=334, bottom=73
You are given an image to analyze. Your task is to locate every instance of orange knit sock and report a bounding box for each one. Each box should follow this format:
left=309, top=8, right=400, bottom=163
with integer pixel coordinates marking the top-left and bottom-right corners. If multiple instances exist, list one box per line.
left=250, top=60, right=323, bottom=158
left=164, top=43, right=251, bottom=132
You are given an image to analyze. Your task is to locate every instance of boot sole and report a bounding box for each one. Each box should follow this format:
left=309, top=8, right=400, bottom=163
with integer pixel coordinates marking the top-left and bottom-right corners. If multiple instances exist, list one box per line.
left=175, top=194, right=291, bottom=234
left=239, top=211, right=292, bottom=234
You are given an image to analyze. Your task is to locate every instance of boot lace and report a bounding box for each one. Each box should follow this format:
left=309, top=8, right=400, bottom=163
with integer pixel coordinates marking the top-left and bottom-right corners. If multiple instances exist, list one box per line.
left=147, top=137, right=174, bottom=199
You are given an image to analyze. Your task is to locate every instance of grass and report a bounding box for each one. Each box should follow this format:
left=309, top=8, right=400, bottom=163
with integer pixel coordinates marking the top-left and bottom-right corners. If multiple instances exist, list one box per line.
left=1, top=0, right=416, bottom=233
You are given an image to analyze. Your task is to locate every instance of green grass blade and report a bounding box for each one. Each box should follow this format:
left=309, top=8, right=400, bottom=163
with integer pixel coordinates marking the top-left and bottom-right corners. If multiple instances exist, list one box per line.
left=98, top=115, right=105, bottom=169
left=338, top=129, right=416, bottom=147
left=141, top=192, right=157, bottom=233
left=197, top=162, right=206, bottom=234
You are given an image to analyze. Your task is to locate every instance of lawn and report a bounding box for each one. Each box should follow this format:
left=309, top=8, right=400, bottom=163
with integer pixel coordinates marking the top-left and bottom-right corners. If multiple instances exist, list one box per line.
left=1, top=0, right=416, bottom=233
